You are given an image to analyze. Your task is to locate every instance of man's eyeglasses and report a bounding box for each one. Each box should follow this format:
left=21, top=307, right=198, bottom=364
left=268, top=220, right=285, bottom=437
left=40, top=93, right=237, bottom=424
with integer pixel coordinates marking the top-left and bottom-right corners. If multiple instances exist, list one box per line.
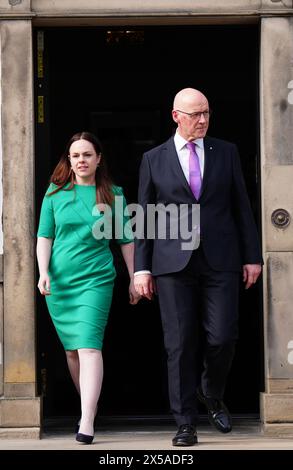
left=175, top=110, right=212, bottom=119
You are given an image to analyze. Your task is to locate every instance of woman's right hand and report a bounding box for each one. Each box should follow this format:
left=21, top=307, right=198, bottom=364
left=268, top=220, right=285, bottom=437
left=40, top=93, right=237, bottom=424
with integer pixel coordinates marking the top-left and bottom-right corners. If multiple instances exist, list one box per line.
left=38, top=273, right=51, bottom=296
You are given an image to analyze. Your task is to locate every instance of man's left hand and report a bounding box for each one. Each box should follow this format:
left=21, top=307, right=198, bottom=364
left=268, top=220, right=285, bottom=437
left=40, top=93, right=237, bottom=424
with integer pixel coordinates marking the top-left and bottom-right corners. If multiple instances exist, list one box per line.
left=242, top=264, right=262, bottom=289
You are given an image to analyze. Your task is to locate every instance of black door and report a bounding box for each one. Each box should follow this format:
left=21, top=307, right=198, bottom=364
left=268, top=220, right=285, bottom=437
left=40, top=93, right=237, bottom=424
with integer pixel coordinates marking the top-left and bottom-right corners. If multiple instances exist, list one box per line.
left=34, top=24, right=263, bottom=420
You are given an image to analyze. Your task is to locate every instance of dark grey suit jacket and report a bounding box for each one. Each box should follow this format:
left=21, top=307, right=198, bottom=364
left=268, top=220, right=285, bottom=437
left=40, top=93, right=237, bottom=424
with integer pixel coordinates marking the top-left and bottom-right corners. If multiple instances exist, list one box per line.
left=134, top=136, right=262, bottom=276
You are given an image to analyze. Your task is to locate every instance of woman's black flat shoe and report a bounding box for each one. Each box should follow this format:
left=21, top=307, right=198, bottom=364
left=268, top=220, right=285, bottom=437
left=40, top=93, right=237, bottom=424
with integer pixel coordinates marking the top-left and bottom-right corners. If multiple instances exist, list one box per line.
left=76, top=432, right=94, bottom=444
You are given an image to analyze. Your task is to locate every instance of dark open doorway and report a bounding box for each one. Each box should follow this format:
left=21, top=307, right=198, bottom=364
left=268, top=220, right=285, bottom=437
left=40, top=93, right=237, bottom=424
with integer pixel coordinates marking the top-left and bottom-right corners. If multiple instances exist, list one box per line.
left=34, top=24, right=263, bottom=422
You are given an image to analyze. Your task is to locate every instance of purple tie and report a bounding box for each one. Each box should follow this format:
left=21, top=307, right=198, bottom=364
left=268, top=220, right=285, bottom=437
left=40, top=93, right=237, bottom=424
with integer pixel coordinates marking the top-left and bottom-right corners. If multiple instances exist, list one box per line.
left=186, top=142, right=202, bottom=199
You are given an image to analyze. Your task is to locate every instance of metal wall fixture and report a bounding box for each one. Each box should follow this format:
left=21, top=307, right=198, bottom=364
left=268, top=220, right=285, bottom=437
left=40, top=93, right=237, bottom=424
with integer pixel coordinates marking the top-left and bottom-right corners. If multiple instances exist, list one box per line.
left=271, top=208, right=291, bottom=229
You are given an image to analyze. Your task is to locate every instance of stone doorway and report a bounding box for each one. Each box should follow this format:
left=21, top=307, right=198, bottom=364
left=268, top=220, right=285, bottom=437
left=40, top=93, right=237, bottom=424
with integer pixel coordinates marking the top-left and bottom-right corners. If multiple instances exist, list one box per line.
left=34, top=24, right=262, bottom=422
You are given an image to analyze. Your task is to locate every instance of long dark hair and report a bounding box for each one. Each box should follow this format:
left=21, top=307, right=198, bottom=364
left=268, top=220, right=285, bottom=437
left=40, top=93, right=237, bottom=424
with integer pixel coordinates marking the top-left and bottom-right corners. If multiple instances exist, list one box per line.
left=48, top=131, right=114, bottom=205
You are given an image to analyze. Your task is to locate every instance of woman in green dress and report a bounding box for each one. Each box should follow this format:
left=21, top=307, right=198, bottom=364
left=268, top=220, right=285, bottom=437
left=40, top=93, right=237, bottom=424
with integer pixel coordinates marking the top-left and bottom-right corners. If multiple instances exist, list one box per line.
left=37, top=131, right=140, bottom=444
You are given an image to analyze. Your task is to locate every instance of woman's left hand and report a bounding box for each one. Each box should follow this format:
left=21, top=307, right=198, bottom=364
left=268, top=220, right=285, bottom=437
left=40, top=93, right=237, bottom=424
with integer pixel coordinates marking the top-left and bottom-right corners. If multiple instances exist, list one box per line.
left=129, top=277, right=142, bottom=305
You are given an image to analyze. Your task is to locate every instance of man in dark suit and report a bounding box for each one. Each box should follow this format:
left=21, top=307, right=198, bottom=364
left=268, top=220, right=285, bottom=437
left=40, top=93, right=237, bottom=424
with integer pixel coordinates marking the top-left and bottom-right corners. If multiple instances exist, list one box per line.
left=134, top=88, right=262, bottom=446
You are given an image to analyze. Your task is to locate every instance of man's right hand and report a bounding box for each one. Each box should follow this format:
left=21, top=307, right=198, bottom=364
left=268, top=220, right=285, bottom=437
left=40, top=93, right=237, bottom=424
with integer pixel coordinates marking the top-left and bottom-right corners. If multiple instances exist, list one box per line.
left=134, top=274, right=156, bottom=300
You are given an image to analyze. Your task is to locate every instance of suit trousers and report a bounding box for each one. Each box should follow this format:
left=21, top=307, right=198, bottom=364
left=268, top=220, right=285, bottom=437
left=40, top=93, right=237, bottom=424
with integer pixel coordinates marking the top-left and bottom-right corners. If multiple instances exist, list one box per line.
left=155, top=245, right=240, bottom=426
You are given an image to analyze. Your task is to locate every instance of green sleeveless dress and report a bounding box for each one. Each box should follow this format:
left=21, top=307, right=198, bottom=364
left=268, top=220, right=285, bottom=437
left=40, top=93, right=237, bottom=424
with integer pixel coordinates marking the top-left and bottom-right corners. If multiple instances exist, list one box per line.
left=37, top=183, right=133, bottom=351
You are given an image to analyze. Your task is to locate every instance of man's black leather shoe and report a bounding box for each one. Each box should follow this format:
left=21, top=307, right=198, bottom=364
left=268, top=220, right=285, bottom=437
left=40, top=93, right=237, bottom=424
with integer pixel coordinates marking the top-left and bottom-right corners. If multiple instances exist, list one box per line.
left=197, top=387, right=232, bottom=433
left=172, top=424, right=198, bottom=446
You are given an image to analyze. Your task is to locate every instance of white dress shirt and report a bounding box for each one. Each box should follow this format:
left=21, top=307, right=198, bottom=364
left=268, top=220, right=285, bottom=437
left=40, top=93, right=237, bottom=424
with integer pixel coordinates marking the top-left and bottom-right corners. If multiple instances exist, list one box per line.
left=174, top=131, right=205, bottom=180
